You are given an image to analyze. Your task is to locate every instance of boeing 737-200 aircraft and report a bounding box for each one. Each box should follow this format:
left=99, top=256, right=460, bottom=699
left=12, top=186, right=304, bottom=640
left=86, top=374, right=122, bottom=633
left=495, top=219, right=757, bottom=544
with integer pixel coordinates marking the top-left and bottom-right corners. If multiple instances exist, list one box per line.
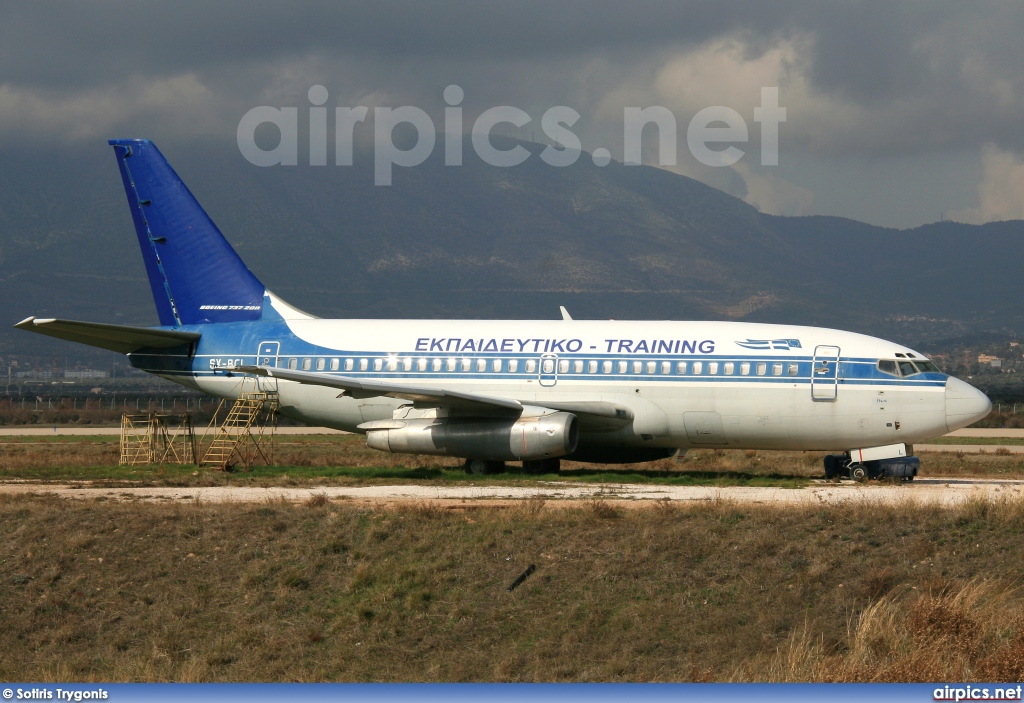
left=16, top=139, right=992, bottom=478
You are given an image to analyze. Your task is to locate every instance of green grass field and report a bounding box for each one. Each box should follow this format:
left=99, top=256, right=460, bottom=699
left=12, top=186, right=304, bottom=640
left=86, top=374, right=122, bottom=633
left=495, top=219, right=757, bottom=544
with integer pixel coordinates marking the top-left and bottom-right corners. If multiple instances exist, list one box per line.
left=3, top=433, right=1024, bottom=486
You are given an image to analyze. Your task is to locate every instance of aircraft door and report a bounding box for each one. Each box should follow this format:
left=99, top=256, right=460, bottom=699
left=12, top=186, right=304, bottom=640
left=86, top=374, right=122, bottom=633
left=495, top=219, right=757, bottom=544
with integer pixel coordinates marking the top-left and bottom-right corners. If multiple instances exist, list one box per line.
left=811, top=345, right=840, bottom=401
left=539, top=353, right=558, bottom=387
left=256, top=341, right=281, bottom=392
left=257, top=341, right=280, bottom=367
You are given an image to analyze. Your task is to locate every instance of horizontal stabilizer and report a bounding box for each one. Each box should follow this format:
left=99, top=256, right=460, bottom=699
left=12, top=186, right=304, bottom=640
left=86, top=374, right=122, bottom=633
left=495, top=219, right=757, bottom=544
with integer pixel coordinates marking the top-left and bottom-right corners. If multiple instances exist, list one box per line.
left=14, top=317, right=200, bottom=354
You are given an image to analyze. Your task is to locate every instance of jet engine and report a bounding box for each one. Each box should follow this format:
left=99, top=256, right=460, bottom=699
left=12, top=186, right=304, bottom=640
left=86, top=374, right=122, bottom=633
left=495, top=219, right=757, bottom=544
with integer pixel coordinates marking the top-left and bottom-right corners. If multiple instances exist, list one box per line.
left=364, top=412, right=578, bottom=461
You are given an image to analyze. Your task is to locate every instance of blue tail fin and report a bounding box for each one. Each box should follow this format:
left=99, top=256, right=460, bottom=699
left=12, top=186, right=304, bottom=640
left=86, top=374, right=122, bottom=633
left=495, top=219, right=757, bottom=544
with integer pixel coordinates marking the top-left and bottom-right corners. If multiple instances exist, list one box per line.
left=109, top=139, right=265, bottom=326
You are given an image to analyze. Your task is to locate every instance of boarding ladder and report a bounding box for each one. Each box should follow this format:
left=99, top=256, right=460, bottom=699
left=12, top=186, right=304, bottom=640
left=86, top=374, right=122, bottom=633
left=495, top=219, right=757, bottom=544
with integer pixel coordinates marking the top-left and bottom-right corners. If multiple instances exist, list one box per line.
left=200, top=382, right=279, bottom=470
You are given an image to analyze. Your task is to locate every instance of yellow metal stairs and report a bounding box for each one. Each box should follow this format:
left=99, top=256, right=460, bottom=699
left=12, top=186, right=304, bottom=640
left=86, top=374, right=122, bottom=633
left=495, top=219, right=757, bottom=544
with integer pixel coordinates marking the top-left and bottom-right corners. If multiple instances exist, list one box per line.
left=200, top=389, right=278, bottom=470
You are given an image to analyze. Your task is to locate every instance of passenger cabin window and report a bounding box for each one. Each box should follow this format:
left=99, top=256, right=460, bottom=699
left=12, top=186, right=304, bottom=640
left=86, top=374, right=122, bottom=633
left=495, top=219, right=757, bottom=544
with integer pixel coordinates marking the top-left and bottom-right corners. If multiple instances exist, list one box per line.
left=493, top=359, right=502, bottom=372
left=724, top=362, right=734, bottom=375
left=559, top=360, right=569, bottom=374
left=387, top=358, right=397, bottom=371
left=603, top=360, right=612, bottom=374
left=316, top=358, right=325, bottom=371
left=344, top=359, right=354, bottom=371
left=677, top=361, right=687, bottom=374
left=543, top=359, right=555, bottom=373
left=756, top=362, right=766, bottom=376
left=740, top=362, right=750, bottom=376
left=646, top=361, right=656, bottom=374
left=508, top=359, right=518, bottom=373
left=330, top=358, right=339, bottom=371
left=661, top=361, right=671, bottom=374
left=403, top=358, right=412, bottom=371
left=574, top=360, right=584, bottom=373
left=374, top=359, right=383, bottom=371
left=302, top=358, right=312, bottom=371
left=633, top=361, right=643, bottom=374
left=288, top=358, right=297, bottom=370
left=788, top=363, right=799, bottom=376
left=708, top=362, right=719, bottom=374
left=526, top=359, right=537, bottom=373
left=477, top=359, right=487, bottom=373
left=772, top=363, right=783, bottom=376
left=693, top=361, right=703, bottom=375
left=588, top=360, right=598, bottom=373
left=359, top=359, right=368, bottom=371
left=618, top=361, right=628, bottom=374
left=446, top=358, right=456, bottom=372
left=461, top=359, right=471, bottom=372
left=432, top=358, right=442, bottom=372
left=417, top=358, right=427, bottom=371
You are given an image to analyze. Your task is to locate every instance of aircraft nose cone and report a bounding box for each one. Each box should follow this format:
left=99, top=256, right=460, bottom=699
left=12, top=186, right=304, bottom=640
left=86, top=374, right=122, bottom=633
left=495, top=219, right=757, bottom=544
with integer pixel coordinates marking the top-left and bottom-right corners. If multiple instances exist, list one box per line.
left=945, top=376, right=992, bottom=432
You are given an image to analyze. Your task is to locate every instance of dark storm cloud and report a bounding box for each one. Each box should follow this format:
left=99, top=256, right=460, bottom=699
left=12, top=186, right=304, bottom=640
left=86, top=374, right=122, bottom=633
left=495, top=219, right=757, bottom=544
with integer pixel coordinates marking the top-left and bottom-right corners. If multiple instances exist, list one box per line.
left=2, top=1, right=1023, bottom=225
left=4, top=1, right=1023, bottom=146
left=0, top=1, right=779, bottom=87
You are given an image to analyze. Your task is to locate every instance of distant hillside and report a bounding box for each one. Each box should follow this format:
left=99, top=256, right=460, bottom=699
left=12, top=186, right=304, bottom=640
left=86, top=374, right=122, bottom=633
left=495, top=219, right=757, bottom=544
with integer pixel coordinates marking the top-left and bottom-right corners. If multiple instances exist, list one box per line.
left=2, top=137, right=1022, bottom=360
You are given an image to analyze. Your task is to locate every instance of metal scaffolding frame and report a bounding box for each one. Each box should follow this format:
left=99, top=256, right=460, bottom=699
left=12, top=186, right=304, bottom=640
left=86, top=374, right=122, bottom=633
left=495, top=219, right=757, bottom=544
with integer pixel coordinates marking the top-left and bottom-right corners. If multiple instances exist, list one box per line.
left=119, top=413, right=197, bottom=465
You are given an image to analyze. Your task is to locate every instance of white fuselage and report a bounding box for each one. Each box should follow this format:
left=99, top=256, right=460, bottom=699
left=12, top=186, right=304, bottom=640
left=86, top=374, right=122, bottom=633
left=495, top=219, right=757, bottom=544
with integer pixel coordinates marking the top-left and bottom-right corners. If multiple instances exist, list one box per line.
left=159, top=310, right=990, bottom=454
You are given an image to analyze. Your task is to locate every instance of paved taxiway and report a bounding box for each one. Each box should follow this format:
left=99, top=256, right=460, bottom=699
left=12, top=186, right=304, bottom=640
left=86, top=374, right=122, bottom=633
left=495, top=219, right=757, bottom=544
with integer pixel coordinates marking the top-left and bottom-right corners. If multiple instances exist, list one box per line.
left=1, top=477, right=1021, bottom=506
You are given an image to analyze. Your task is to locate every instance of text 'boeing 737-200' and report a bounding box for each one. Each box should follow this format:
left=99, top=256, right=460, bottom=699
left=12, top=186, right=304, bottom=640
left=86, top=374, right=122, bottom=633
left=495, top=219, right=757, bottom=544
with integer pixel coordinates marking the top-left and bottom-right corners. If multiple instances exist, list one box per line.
left=16, top=139, right=992, bottom=479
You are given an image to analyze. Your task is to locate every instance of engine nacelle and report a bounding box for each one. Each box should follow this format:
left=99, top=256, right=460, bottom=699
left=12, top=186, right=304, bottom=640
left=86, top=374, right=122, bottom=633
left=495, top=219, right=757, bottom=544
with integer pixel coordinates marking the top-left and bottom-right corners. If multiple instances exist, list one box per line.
left=365, top=412, right=579, bottom=461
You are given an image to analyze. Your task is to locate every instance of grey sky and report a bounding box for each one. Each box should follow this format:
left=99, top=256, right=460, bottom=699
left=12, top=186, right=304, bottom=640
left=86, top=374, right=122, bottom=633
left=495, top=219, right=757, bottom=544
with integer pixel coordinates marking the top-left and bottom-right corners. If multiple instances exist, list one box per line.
left=1, top=1, right=1023, bottom=227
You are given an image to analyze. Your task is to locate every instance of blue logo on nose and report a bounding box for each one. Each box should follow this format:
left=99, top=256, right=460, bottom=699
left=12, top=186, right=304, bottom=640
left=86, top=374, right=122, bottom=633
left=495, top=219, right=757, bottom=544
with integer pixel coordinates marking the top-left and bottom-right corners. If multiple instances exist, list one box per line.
left=735, top=339, right=802, bottom=350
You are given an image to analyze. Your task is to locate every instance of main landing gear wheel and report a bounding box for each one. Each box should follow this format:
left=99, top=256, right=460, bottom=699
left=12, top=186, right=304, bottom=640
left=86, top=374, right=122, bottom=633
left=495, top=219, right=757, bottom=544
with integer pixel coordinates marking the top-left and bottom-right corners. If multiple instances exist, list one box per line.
left=464, top=459, right=506, bottom=475
left=823, top=454, right=843, bottom=480
left=850, top=464, right=867, bottom=482
left=522, top=458, right=561, bottom=474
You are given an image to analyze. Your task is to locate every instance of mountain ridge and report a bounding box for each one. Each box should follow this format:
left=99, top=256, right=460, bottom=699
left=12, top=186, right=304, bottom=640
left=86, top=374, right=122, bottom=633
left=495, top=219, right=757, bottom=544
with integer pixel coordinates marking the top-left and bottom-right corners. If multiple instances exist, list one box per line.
left=1, top=137, right=1020, bottom=359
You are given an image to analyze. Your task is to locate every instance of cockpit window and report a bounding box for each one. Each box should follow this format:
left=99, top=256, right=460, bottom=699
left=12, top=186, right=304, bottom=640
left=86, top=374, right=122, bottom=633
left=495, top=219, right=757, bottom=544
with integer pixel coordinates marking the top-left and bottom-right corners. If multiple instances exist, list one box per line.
left=880, top=358, right=941, bottom=377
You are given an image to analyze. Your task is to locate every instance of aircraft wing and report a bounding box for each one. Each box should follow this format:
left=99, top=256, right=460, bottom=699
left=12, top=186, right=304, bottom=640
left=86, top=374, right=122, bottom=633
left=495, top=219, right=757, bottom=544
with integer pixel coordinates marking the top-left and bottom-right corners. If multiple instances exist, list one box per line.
left=235, top=365, right=634, bottom=427
left=236, top=365, right=524, bottom=416
left=14, top=316, right=201, bottom=354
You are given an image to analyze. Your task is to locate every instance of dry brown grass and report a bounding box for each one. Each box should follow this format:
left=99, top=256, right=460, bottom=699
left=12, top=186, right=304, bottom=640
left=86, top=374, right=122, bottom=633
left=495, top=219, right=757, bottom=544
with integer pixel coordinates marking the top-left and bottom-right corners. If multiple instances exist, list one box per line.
left=735, top=578, right=1024, bottom=682
left=732, top=497, right=1024, bottom=681
left=4, top=495, right=1024, bottom=682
